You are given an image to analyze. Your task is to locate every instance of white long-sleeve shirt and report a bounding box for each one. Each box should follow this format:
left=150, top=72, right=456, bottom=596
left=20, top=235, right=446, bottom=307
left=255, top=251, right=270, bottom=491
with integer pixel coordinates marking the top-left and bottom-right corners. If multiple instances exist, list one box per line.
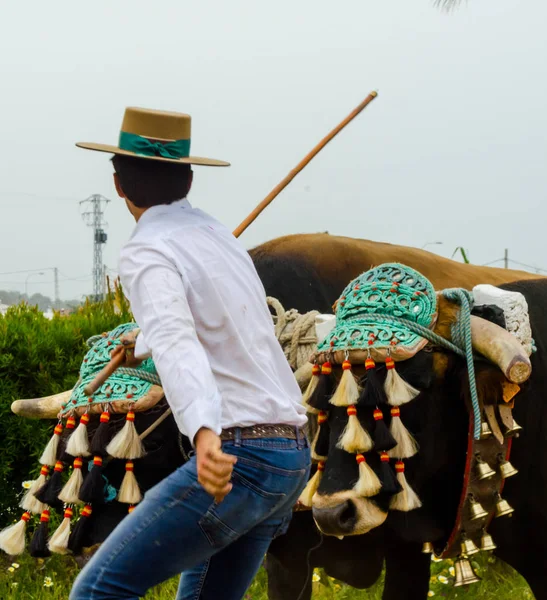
left=118, top=198, right=307, bottom=444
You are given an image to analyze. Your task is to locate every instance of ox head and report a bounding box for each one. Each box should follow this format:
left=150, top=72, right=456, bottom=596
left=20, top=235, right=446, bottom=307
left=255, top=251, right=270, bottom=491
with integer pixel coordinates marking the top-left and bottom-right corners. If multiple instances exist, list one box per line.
left=299, top=264, right=531, bottom=545
left=6, top=323, right=188, bottom=563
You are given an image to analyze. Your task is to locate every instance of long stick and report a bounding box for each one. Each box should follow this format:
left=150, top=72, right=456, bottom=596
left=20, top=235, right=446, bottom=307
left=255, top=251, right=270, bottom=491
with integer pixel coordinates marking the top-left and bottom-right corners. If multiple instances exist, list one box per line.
left=232, top=90, right=378, bottom=238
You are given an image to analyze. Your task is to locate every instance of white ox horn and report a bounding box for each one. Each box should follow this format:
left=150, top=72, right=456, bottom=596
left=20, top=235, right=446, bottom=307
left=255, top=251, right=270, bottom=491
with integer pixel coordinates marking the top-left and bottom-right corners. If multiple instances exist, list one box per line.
left=11, top=390, right=72, bottom=419
left=470, top=316, right=532, bottom=383
left=294, top=362, right=314, bottom=390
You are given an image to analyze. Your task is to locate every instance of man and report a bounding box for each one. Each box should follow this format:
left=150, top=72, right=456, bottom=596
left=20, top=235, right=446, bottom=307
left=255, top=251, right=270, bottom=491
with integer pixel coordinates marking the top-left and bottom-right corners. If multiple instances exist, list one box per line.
left=70, top=107, right=310, bottom=600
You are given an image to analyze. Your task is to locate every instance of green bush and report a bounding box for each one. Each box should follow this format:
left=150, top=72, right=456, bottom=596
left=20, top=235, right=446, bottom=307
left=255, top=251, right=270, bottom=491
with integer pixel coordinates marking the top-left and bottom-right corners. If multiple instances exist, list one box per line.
left=0, top=288, right=132, bottom=526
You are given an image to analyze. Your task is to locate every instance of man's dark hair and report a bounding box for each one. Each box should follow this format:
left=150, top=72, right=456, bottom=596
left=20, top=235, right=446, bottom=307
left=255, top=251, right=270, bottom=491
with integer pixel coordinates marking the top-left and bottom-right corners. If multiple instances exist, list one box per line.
left=112, top=154, right=193, bottom=208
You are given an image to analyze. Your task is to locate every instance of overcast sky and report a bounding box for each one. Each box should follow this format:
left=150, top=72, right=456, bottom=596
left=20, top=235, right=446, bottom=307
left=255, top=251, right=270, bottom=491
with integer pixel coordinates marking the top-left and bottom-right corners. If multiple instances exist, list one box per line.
left=0, top=0, right=545, bottom=301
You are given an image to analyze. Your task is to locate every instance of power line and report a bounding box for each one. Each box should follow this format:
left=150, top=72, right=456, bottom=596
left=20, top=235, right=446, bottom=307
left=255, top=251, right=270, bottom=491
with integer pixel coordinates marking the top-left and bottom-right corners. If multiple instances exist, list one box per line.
left=80, top=194, right=110, bottom=300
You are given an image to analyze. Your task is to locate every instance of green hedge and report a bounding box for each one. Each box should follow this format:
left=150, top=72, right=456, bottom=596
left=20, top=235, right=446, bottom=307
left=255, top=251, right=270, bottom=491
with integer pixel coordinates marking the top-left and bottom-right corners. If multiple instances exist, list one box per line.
left=0, top=288, right=132, bottom=525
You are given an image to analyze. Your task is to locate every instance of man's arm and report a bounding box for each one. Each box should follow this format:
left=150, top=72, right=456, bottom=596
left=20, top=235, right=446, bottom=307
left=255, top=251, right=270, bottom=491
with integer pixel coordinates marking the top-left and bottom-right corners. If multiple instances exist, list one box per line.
left=119, top=240, right=235, bottom=501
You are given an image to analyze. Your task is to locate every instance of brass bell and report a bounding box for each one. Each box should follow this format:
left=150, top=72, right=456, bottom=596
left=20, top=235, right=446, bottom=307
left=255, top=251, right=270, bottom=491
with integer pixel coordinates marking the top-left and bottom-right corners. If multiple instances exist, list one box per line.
left=499, top=458, right=518, bottom=479
left=495, top=495, right=515, bottom=518
left=481, top=420, right=493, bottom=439
left=504, top=419, right=523, bottom=438
left=460, top=536, right=480, bottom=556
left=422, top=542, right=434, bottom=554
left=475, top=457, right=496, bottom=481
left=468, top=495, right=489, bottom=521
left=454, top=556, right=481, bottom=587
left=480, top=530, right=497, bottom=552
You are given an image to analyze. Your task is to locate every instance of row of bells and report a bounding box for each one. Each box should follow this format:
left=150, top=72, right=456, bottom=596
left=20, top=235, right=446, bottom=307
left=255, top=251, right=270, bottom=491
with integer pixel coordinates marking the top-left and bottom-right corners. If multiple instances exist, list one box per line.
left=419, top=419, right=521, bottom=587
left=422, top=530, right=496, bottom=587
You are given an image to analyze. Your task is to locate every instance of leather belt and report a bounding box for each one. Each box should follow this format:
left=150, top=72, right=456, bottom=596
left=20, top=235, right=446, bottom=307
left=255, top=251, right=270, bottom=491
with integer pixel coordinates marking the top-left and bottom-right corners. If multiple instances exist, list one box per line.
left=220, top=423, right=306, bottom=441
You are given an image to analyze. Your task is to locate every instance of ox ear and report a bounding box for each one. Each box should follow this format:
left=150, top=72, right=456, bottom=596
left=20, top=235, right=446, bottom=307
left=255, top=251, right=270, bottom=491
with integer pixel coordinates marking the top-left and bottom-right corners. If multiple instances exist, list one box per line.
left=470, top=316, right=531, bottom=384
left=11, top=390, right=71, bottom=419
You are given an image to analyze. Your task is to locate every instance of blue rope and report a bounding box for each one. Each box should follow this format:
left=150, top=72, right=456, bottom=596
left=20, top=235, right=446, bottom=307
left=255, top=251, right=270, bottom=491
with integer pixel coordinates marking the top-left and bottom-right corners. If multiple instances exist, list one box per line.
left=362, top=287, right=482, bottom=440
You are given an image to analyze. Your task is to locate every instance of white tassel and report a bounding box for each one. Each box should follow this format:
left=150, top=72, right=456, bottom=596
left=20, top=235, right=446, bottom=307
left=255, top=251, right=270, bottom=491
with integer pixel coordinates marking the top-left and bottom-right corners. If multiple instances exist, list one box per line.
left=337, top=406, right=373, bottom=453
left=354, top=454, right=382, bottom=497
left=48, top=507, right=73, bottom=554
left=298, top=462, right=325, bottom=507
left=385, top=357, right=419, bottom=406
left=0, top=512, right=31, bottom=555
left=330, top=360, right=360, bottom=407
left=66, top=414, right=91, bottom=458
left=58, top=458, right=84, bottom=505
left=19, top=465, right=49, bottom=514
left=106, top=411, right=145, bottom=459
left=388, top=408, right=419, bottom=459
left=118, top=462, right=143, bottom=504
left=302, top=365, right=320, bottom=414
left=390, top=461, right=422, bottom=511
left=39, top=423, right=64, bottom=466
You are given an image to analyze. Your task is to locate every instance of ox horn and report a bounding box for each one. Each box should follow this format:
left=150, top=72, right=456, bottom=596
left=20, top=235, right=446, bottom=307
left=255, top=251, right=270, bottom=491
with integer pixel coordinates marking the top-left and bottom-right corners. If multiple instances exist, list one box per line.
left=470, top=316, right=531, bottom=384
left=11, top=390, right=72, bottom=419
left=294, top=362, right=314, bottom=391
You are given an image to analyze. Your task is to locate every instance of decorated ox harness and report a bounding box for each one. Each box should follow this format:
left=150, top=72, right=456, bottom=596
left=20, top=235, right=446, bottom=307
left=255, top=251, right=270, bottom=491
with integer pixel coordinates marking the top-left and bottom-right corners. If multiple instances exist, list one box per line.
left=0, top=323, right=175, bottom=558
left=296, top=263, right=532, bottom=587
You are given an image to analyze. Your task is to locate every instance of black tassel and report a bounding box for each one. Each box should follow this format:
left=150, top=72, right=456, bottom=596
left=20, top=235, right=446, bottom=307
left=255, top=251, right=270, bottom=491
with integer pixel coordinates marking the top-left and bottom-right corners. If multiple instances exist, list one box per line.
left=29, top=510, right=51, bottom=558
left=372, top=409, right=397, bottom=451
left=79, top=456, right=106, bottom=504
left=68, top=505, right=93, bottom=555
left=59, top=416, right=77, bottom=462
left=34, top=461, right=64, bottom=510
left=91, top=411, right=114, bottom=456
left=378, top=452, right=402, bottom=495
left=311, top=412, right=331, bottom=460
left=358, top=358, right=387, bottom=407
left=307, top=362, right=333, bottom=412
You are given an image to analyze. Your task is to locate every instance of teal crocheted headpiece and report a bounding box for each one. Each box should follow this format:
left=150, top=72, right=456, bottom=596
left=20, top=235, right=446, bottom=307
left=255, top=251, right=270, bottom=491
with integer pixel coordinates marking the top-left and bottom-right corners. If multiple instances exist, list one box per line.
left=317, top=263, right=437, bottom=359
left=63, top=323, right=159, bottom=416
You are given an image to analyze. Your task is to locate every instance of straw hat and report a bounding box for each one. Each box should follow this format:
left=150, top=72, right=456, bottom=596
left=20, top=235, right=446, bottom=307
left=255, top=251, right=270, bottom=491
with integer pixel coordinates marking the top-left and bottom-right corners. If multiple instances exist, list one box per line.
left=76, top=107, right=230, bottom=167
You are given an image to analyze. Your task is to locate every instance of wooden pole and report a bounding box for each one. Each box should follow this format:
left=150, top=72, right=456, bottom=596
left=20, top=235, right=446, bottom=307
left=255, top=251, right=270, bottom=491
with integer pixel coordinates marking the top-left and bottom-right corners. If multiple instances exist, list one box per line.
left=232, top=90, right=378, bottom=239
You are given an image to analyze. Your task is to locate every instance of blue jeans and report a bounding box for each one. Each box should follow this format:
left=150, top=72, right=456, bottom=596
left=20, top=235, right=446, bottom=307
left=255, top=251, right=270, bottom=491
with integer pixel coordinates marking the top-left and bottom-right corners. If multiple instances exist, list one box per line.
left=69, top=433, right=310, bottom=600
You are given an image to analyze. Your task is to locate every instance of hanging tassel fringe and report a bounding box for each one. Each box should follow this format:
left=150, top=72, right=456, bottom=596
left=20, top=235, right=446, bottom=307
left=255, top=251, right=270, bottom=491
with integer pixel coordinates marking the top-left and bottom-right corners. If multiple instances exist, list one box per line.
left=106, top=411, right=145, bottom=460
left=0, top=512, right=31, bottom=556
left=118, top=461, right=143, bottom=504
left=298, top=461, right=325, bottom=507
left=390, top=460, right=422, bottom=511
left=372, top=409, right=397, bottom=451
left=30, top=509, right=51, bottom=558
left=79, top=456, right=106, bottom=504
left=68, top=505, right=93, bottom=555
left=66, top=414, right=91, bottom=458
left=59, top=458, right=84, bottom=505
left=358, top=357, right=387, bottom=407
left=378, top=452, right=402, bottom=495
left=59, top=416, right=77, bottom=462
left=35, top=461, right=64, bottom=508
left=388, top=407, right=419, bottom=459
left=91, top=411, right=114, bottom=455
left=20, top=465, right=49, bottom=514
left=306, top=363, right=333, bottom=412
left=354, top=454, right=382, bottom=497
left=337, top=406, right=373, bottom=453
left=311, top=411, right=330, bottom=461
left=40, top=423, right=63, bottom=466
left=302, top=365, right=321, bottom=414
left=48, top=506, right=74, bottom=555
left=330, top=360, right=360, bottom=407
left=385, top=357, right=419, bottom=406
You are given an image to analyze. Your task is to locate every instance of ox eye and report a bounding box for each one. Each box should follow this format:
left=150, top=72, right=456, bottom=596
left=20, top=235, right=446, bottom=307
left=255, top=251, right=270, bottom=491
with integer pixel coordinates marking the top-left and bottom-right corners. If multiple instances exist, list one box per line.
left=405, top=277, right=415, bottom=285
left=369, top=293, right=380, bottom=302
left=413, top=305, right=422, bottom=313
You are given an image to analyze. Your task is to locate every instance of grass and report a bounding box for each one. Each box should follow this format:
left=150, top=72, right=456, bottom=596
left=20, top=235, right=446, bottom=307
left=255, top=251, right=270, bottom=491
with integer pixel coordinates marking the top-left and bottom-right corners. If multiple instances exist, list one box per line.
left=0, top=551, right=534, bottom=599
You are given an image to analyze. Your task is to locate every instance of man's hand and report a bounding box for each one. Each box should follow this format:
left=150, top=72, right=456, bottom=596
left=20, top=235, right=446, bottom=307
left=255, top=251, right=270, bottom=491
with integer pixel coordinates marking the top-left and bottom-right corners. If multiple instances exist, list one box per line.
left=195, top=428, right=237, bottom=503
